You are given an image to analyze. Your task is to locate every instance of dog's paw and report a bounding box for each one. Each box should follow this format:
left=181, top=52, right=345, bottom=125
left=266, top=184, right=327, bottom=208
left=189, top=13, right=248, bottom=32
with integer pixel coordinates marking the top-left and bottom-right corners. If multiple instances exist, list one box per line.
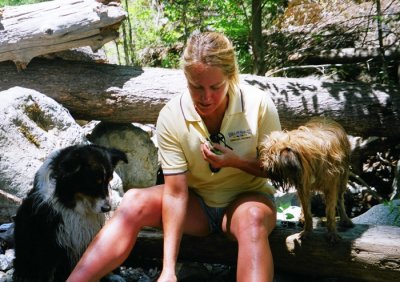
left=339, top=218, right=354, bottom=228
left=299, top=230, right=312, bottom=241
left=326, top=231, right=341, bottom=244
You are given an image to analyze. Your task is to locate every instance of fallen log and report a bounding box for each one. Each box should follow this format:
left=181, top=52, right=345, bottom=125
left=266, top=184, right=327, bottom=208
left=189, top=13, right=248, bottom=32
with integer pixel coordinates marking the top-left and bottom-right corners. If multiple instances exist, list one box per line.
left=126, top=224, right=400, bottom=282
left=288, top=46, right=400, bottom=64
left=0, top=0, right=126, bottom=70
left=0, top=58, right=399, bottom=138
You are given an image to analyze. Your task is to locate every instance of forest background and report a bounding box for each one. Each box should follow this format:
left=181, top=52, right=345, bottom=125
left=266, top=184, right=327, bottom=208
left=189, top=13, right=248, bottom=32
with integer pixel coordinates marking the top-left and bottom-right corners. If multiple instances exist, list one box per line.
left=1, top=0, right=399, bottom=219
left=1, top=0, right=399, bottom=85
left=1, top=0, right=400, bottom=278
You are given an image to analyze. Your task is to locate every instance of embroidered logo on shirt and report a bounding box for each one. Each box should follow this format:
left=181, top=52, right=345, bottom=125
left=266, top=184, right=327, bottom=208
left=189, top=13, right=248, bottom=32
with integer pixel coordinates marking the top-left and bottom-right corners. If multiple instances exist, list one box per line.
left=228, top=129, right=253, bottom=142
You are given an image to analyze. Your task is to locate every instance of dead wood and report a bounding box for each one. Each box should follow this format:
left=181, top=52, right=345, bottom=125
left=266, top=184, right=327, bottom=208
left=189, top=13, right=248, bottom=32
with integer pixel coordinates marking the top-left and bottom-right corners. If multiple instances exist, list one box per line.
left=0, top=58, right=399, bottom=138
left=126, top=224, right=400, bottom=282
left=288, top=46, right=400, bottom=64
left=0, top=0, right=126, bottom=70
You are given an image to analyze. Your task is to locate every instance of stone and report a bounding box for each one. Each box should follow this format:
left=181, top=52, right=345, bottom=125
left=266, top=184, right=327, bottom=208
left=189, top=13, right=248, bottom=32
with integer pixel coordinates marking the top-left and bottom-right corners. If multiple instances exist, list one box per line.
left=352, top=199, right=400, bottom=226
left=0, top=87, right=124, bottom=221
left=88, top=122, right=159, bottom=190
left=0, top=87, right=87, bottom=221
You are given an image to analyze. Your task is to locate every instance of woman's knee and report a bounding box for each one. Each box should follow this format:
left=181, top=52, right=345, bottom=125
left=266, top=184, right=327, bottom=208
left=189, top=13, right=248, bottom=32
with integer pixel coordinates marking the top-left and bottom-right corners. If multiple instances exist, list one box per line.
left=117, top=188, right=162, bottom=224
left=247, top=206, right=268, bottom=230
left=234, top=206, right=274, bottom=240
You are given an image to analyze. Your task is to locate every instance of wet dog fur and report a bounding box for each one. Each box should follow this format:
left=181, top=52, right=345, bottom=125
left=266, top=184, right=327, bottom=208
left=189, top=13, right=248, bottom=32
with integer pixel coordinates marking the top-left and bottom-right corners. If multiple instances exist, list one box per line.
left=259, top=117, right=353, bottom=243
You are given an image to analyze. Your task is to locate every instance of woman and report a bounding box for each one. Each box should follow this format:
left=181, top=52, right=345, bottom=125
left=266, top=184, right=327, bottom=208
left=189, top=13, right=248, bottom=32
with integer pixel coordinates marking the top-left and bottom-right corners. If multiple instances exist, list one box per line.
left=67, top=31, right=281, bottom=282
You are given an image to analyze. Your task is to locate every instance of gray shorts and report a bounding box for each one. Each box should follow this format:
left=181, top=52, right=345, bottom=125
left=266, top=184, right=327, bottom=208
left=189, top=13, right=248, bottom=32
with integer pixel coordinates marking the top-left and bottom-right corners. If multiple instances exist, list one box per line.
left=192, top=191, right=274, bottom=234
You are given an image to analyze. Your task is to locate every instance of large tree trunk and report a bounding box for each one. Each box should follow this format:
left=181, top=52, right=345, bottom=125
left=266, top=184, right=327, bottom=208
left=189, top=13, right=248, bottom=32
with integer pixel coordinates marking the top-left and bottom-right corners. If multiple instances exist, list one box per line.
left=288, top=46, right=400, bottom=64
left=126, top=224, right=400, bottom=281
left=0, top=0, right=126, bottom=70
left=251, top=0, right=265, bottom=75
left=0, top=58, right=399, bottom=138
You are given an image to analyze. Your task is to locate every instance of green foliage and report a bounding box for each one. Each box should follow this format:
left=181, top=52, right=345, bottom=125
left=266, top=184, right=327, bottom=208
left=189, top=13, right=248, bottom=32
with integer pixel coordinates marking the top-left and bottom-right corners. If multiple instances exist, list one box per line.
left=277, top=201, right=295, bottom=220
left=128, top=1, right=161, bottom=50
left=0, top=0, right=46, bottom=7
left=24, top=102, right=52, bottom=131
left=200, top=1, right=252, bottom=73
left=113, top=0, right=287, bottom=71
left=8, top=0, right=395, bottom=83
left=161, top=0, right=245, bottom=42
left=160, top=51, right=180, bottom=69
left=112, top=0, right=163, bottom=66
left=158, top=0, right=288, bottom=72
left=383, top=200, right=400, bottom=226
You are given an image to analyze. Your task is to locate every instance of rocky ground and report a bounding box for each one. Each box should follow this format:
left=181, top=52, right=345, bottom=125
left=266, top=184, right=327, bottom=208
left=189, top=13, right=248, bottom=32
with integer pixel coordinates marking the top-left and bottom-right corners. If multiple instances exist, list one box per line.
left=0, top=137, right=398, bottom=281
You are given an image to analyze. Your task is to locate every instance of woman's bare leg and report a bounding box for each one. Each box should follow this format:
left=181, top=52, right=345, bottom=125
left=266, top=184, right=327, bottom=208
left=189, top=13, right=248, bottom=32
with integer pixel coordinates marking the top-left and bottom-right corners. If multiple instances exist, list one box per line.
left=182, top=191, right=211, bottom=236
left=67, top=187, right=210, bottom=282
left=67, top=186, right=164, bottom=282
left=222, top=193, right=276, bottom=282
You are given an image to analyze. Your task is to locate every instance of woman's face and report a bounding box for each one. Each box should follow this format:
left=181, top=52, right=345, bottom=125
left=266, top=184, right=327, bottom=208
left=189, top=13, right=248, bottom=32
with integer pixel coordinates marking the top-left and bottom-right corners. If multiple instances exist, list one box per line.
left=185, top=63, right=229, bottom=118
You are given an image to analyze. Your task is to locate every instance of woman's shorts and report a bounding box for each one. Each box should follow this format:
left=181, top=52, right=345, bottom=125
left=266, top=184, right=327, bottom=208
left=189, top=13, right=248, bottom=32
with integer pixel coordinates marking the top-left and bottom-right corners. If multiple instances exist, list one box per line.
left=192, top=191, right=274, bottom=234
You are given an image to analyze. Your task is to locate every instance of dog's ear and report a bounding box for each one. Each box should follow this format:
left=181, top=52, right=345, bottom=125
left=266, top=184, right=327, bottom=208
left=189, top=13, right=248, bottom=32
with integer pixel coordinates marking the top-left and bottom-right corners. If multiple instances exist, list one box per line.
left=279, top=147, right=302, bottom=187
left=107, top=148, right=128, bottom=167
left=58, top=151, right=82, bottom=176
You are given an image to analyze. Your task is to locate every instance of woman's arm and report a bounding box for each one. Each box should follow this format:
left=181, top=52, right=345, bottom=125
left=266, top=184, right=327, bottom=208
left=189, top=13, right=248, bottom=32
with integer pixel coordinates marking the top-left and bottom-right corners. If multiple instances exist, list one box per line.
left=157, top=173, right=188, bottom=282
left=200, top=143, right=267, bottom=177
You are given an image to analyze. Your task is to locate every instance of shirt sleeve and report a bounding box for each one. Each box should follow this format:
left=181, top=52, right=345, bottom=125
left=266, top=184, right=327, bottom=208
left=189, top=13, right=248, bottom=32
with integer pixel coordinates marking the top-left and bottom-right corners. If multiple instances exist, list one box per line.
left=156, top=104, right=188, bottom=175
left=258, top=91, right=281, bottom=144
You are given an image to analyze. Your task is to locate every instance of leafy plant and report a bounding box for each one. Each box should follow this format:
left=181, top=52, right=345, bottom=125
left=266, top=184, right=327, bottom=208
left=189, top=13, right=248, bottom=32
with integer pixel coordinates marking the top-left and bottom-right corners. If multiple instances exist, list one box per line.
left=383, top=199, right=400, bottom=226
left=0, top=0, right=45, bottom=7
left=277, top=201, right=295, bottom=220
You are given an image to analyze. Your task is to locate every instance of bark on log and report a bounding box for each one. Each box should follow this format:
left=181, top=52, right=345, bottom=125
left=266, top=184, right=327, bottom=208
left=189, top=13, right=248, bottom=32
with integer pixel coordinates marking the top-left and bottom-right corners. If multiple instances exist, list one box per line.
left=126, top=224, right=400, bottom=281
left=288, top=47, right=400, bottom=64
left=0, top=58, right=399, bottom=138
left=0, top=0, right=126, bottom=70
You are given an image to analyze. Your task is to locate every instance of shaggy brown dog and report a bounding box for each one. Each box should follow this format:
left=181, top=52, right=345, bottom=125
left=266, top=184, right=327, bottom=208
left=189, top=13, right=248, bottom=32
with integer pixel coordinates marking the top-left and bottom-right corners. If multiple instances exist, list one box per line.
left=259, top=117, right=353, bottom=243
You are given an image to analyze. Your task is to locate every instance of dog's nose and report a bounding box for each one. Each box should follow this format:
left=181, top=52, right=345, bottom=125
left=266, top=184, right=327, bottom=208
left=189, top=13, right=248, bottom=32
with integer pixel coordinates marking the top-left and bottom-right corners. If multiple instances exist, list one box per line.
left=101, top=203, right=111, bottom=213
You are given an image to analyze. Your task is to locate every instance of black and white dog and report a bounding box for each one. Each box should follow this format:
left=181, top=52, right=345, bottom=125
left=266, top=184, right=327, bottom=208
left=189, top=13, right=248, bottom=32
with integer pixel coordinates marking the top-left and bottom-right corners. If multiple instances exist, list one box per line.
left=13, top=144, right=128, bottom=282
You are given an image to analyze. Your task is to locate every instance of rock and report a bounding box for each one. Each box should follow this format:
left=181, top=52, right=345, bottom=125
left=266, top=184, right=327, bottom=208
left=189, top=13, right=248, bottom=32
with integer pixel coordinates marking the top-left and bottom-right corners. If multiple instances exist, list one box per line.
left=0, top=249, right=14, bottom=272
left=176, top=262, right=213, bottom=282
left=352, top=199, right=400, bottom=226
left=0, top=223, right=14, bottom=252
left=0, top=87, right=124, bottom=221
left=0, top=268, right=13, bottom=282
left=0, top=87, right=87, bottom=196
left=0, top=87, right=87, bottom=221
left=88, top=122, right=159, bottom=190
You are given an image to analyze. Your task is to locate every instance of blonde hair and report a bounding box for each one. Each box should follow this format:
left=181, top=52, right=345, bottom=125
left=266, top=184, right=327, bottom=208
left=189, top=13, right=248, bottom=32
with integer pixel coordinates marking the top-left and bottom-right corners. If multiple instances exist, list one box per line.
left=182, top=31, right=240, bottom=95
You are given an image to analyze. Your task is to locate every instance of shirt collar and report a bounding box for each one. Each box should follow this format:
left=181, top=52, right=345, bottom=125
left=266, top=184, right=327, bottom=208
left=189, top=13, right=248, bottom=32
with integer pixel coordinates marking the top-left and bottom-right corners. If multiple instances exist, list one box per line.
left=180, top=87, right=244, bottom=122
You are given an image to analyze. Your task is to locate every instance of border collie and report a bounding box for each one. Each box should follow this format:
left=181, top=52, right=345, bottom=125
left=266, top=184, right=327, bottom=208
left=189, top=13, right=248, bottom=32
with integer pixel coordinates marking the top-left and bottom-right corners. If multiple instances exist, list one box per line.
left=13, top=144, right=128, bottom=282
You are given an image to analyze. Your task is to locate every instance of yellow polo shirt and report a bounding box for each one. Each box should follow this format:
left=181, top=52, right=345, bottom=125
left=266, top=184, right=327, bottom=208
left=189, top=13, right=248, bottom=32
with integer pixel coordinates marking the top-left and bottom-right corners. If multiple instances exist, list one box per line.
left=156, top=84, right=281, bottom=207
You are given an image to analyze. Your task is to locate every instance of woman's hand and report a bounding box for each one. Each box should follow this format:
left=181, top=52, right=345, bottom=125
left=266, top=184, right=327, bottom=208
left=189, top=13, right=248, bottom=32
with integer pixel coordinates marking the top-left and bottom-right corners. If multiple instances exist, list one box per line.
left=200, top=142, right=238, bottom=169
left=200, top=142, right=267, bottom=177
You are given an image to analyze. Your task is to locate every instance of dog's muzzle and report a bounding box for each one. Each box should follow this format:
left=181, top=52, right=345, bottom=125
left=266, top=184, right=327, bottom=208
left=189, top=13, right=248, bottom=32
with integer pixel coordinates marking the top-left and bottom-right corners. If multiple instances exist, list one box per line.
left=101, top=201, right=111, bottom=213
